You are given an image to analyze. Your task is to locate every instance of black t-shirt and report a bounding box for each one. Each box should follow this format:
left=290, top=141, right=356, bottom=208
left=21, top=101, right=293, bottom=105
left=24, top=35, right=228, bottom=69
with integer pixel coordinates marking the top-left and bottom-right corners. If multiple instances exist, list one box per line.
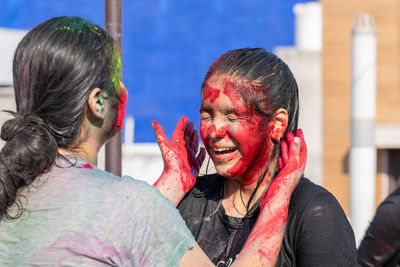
left=357, top=186, right=400, bottom=266
left=178, top=174, right=357, bottom=266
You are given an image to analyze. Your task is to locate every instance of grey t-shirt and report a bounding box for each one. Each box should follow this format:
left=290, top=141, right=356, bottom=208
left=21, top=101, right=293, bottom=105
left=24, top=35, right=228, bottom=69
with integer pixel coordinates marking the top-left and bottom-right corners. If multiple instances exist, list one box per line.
left=0, top=156, right=194, bottom=266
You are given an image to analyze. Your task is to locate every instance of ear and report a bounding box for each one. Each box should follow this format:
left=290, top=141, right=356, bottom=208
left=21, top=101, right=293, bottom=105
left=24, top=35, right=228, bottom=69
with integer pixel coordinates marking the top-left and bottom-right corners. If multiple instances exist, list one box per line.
left=87, top=88, right=106, bottom=120
left=270, top=108, right=288, bottom=140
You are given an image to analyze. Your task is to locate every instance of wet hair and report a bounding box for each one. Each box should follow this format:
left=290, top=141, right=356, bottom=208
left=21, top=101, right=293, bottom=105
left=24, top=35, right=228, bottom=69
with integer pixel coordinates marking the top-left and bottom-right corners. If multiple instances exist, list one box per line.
left=202, top=48, right=299, bottom=134
left=202, top=48, right=299, bottom=212
left=0, top=16, right=121, bottom=220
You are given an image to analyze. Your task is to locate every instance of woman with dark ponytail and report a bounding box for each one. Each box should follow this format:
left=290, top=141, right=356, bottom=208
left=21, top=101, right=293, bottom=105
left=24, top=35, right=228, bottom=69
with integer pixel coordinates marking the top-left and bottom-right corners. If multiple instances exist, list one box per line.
left=176, top=48, right=357, bottom=266
left=0, top=17, right=309, bottom=266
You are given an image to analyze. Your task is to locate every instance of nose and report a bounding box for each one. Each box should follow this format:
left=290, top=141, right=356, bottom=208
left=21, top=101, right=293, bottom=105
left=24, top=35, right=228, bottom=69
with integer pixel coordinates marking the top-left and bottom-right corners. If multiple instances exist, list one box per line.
left=209, top=118, right=227, bottom=139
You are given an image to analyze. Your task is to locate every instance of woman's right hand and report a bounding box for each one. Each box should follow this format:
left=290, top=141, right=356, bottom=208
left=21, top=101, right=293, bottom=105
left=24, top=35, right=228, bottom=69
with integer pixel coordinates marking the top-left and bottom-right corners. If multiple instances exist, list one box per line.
left=152, top=116, right=206, bottom=206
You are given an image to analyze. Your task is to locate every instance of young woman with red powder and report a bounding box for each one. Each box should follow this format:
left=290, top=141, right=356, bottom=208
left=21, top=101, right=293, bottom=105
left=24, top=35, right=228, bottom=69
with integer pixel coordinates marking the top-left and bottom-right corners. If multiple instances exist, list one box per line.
left=173, top=48, right=357, bottom=266
left=0, top=17, right=304, bottom=266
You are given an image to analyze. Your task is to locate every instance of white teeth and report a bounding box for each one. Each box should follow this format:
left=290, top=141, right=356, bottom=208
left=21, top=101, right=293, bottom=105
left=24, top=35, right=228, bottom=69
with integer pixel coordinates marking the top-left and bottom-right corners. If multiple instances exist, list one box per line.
left=213, top=147, right=236, bottom=154
left=215, top=148, right=233, bottom=152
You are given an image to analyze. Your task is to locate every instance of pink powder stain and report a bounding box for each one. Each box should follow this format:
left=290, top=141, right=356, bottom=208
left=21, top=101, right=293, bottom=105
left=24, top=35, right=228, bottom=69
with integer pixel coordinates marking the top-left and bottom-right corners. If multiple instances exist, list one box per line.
left=44, top=234, right=128, bottom=265
left=313, top=206, right=322, bottom=211
left=81, top=163, right=93, bottom=169
left=202, top=83, right=220, bottom=103
left=138, top=252, right=149, bottom=266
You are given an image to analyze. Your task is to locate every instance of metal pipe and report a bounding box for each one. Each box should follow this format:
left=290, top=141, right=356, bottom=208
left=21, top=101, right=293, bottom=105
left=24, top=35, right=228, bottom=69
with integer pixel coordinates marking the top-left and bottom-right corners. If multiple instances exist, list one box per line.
left=350, top=14, right=376, bottom=245
left=105, top=0, right=122, bottom=176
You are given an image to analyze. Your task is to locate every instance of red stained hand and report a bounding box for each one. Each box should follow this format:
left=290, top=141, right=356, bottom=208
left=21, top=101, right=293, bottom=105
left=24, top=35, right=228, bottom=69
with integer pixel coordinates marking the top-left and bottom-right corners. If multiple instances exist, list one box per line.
left=260, top=129, right=307, bottom=210
left=240, top=130, right=307, bottom=266
left=152, top=116, right=206, bottom=206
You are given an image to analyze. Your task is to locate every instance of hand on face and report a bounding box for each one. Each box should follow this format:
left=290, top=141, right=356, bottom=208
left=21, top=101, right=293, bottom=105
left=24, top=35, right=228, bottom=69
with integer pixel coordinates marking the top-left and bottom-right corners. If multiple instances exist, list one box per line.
left=260, top=129, right=307, bottom=210
left=152, top=116, right=206, bottom=206
left=239, top=130, right=306, bottom=265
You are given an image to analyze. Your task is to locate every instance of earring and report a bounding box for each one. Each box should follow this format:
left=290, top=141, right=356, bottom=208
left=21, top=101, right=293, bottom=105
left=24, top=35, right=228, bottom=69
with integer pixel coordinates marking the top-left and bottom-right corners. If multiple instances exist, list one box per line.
left=273, top=136, right=281, bottom=144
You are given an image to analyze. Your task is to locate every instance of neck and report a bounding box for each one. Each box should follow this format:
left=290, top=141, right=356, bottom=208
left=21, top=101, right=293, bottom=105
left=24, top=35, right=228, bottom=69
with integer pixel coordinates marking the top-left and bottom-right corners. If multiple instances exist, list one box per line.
left=223, top=158, right=277, bottom=217
left=57, top=133, right=103, bottom=166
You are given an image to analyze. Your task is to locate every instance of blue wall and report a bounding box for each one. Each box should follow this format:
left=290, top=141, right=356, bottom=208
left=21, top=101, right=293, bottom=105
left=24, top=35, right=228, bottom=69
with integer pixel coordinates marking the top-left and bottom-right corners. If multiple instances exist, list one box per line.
left=0, top=0, right=316, bottom=142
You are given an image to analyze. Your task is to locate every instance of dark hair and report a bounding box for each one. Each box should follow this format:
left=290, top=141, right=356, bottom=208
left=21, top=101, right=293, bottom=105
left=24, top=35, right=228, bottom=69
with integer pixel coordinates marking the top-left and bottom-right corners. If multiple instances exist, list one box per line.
left=202, top=48, right=299, bottom=134
left=0, top=16, right=121, bottom=220
left=202, top=48, right=299, bottom=212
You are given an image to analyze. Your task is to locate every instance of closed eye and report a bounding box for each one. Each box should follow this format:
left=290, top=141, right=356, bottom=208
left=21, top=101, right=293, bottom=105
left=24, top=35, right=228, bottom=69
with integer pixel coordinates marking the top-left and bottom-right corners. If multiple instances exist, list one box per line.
left=200, top=111, right=212, bottom=121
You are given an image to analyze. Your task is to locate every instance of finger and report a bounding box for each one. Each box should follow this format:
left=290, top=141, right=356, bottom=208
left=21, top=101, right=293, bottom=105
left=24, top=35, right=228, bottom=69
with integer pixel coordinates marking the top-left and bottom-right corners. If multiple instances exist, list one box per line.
left=152, top=121, right=170, bottom=155
left=191, top=147, right=206, bottom=177
left=189, top=156, right=201, bottom=176
left=197, top=147, right=206, bottom=169
left=288, top=136, right=301, bottom=160
left=184, top=121, right=194, bottom=146
left=286, top=132, right=294, bottom=146
left=296, top=129, right=307, bottom=167
left=172, top=116, right=189, bottom=143
left=280, top=140, right=289, bottom=164
left=277, top=157, right=283, bottom=170
left=184, top=121, right=194, bottom=138
left=285, top=132, right=296, bottom=160
left=190, top=129, right=200, bottom=153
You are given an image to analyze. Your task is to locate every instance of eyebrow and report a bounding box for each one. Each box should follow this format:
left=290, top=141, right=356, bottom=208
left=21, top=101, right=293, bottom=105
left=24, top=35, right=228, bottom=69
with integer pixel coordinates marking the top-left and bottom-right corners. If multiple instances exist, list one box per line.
left=199, top=106, right=236, bottom=115
left=222, top=108, right=235, bottom=115
left=199, top=106, right=212, bottom=113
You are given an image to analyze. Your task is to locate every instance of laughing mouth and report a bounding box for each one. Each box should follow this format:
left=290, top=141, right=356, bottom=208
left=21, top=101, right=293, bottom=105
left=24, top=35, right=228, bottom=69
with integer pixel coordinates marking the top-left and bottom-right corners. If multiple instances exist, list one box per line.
left=213, top=147, right=237, bottom=155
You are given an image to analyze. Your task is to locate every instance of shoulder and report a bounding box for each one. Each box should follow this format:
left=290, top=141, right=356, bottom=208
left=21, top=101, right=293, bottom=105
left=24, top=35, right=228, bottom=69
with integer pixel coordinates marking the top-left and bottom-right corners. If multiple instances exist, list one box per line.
left=375, top=186, right=400, bottom=217
left=178, top=173, right=222, bottom=216
left=180, top=173, right=223, bottom=200
left=284, top=178, right=357, bottom=265
left=288, top=177, right=352, bottom=229
left=357, top=186, right=400, bottom=266
left=289, top=177, right=344, bottom=215
left=192, top=173, right=222, bottom=195
left=51, top=160, right=168, bottom=211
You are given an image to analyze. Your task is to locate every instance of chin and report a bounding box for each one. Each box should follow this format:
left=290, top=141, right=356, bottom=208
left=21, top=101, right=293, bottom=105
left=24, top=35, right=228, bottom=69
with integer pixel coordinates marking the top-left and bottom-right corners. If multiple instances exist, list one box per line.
left=215, top=164, right=238, bottom=179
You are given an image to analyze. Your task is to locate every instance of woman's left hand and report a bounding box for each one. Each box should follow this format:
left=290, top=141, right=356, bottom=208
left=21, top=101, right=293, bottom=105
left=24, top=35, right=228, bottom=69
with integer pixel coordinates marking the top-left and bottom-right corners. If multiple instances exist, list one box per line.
left=236, top=129, right=307, bottom=266
left=152, top=116, right=206, bottom=206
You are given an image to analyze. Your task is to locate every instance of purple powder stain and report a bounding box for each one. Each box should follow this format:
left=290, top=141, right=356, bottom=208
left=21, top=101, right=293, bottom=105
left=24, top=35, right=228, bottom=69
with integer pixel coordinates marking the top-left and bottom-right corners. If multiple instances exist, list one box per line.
left=313, top=206, right=322, bottom=211
left=312, top=205, right=323, bottom=216
left=138, top=252, right=149, bottom=266
left=44, top=233, right=128, bottom=265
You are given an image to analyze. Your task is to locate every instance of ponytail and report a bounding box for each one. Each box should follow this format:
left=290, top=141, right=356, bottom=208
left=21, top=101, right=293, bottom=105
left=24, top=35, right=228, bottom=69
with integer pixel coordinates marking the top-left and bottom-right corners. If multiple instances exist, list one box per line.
left=0, top=111, right=57, bottom=220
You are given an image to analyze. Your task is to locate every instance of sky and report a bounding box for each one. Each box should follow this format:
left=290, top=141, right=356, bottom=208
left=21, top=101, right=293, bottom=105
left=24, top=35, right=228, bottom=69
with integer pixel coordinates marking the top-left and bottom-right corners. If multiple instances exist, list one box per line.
left=0, top=0, right=316, bottom=142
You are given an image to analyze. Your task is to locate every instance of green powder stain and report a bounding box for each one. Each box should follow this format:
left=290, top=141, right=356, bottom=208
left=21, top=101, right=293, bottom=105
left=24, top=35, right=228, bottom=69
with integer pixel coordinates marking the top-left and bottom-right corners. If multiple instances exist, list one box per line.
left=110, top=48, right=122, bottom=95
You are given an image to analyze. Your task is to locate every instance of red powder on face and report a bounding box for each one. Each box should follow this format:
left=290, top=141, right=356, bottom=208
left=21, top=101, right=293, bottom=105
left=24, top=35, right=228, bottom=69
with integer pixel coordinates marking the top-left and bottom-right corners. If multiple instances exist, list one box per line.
left=82, top=163, right=93, bottom=169
left=199, top=75, right=278, bottom=184
left=202, top=84, right=220, bottom=103
left=221, top=78, right=273, bottom=184
left=112, top=82, right=128, bottom=130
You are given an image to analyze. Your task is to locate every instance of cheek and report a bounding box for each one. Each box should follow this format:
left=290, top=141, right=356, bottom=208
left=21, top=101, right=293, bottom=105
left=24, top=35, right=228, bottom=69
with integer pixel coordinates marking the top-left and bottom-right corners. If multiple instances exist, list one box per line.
left=200, top=121, right=211, bottom=151
left=234, top=119, right=268, bottom=156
